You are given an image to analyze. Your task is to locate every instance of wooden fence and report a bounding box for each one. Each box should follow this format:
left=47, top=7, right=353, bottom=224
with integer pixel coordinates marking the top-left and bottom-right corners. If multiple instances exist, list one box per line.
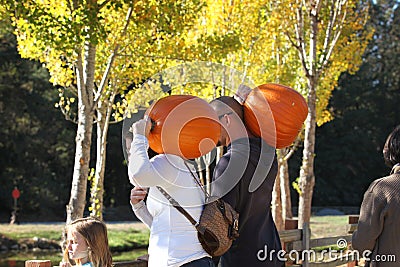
left=280, top=215, right=360, bottom=267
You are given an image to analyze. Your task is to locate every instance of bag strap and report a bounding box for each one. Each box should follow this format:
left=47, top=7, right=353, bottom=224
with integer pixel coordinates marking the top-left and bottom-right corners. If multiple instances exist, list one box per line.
left=183, top=161, right=211, bottom=199
left=156, top=186, right=198, bottom=227
left=185, top=162, right=238, bottom=230
left=156, top=160, right=212, bottom=228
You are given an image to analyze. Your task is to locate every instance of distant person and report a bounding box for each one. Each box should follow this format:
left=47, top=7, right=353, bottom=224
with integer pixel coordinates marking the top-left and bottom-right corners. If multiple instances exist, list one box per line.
left=127, top=117, right=214, bottom=267
left=352, top=125, right=400, bottom=267
left=60, top=217, right=113, bottom=267
left=209, top=96, right=284, bottom=267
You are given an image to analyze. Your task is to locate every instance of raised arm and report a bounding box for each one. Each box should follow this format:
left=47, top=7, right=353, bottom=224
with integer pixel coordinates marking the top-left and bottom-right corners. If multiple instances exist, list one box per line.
left=130, top=187, right=152, bottom=229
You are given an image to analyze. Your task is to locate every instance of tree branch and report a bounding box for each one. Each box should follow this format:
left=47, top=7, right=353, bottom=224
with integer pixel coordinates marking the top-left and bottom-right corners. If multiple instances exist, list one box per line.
left=320, top=0, right=337, bottom=65
left=92, top=6, right=134, bottom=111
left=318, top=0, right=348, bottom=75
left=117, top=53, right=194, bottom=62
left=242, top=35, right=260, bottom=83
left=59, top=104, right=78, bottom=124
left=98, top=0, right=111, bottom=10
left=283, top=137, right=302, bottom=161
left=294, top=0, right=311, bottom=78
left=320, top=0, right=344, bottom=70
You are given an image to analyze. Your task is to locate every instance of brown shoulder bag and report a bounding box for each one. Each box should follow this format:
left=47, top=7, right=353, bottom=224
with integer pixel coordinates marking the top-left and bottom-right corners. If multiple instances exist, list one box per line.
left=156, top=161, right=239, bottom=257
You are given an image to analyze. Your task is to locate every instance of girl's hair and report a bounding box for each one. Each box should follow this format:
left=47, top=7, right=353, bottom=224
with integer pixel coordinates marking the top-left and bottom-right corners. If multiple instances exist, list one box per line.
left=65, top=217, right=113, bottom=267
left=383, top=125, right=400, bottom=168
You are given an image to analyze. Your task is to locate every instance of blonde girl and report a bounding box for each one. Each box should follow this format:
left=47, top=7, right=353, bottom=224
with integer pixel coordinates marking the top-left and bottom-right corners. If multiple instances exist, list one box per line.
left=61, top=217, right=113, bottom=267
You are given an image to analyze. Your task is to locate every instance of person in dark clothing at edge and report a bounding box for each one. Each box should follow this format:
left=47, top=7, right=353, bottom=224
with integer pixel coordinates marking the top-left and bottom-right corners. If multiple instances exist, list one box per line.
left=209, top=96, right=284, bottom=267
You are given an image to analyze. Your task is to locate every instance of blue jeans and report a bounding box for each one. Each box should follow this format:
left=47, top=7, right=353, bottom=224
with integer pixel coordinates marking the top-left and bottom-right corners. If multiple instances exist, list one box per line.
left=181, top=257, right=215, bottom=267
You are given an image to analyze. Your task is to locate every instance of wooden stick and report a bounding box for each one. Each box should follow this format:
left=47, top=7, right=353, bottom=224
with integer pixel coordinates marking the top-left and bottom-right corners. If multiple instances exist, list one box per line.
left=25, top=260, right=51, bottom=267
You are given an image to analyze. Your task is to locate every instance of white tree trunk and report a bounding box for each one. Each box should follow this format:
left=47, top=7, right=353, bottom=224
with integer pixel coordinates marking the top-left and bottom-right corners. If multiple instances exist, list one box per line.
left=66, top=45, right=96, bottom=224
left=195, top=158, right=205, bottom=185
left=91, top=91, right=116, bottom=219
left=90, top=105, right=107, bottom=220
left=296, top=1, right=319, bottom=228
left=298, top=75, right=318, bottom=227
left=272, top=170, right=284, bottom=231
left=298, top=104, right=316, bottom=227
left=85, top=9, right=133, bottom=220
left=278, top=150, right=293, bottom=220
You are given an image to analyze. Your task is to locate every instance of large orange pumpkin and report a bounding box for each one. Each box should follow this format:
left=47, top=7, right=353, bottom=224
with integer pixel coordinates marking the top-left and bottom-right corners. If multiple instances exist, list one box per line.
left=243, top=83, right=308, bottom=148
left=145, top=95, right=221, bottom=159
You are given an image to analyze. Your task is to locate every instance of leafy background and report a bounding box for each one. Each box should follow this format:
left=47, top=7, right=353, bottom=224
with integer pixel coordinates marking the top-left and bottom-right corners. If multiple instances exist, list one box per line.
left=0, top=1, right=399, bottom=222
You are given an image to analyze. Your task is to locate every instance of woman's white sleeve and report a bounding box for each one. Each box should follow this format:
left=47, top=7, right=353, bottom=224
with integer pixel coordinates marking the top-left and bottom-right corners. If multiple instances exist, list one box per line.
left=128, top=134, right=151, bottom=186
left=128, top=134, right=175, bottom=187
left=131, top=201, right=152, bottom=229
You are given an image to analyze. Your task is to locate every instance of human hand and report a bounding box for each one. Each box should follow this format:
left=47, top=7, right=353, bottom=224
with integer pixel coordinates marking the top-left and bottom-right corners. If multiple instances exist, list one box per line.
left=130, top=187, right=148, bottom=205
left=59, top=261, right=71, bottom=267
left=129, top=117, right=152, bottom=137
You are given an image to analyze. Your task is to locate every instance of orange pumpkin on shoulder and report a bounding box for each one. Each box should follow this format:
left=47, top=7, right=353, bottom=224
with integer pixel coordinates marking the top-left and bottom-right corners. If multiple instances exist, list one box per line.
left=243, top=83, right=308, bottom=148
left=146, top=95, right=220, bottom=159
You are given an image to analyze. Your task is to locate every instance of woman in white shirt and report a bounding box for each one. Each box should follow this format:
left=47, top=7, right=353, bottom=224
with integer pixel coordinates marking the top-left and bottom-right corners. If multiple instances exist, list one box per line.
left=127, top=118, right=214, bottom=267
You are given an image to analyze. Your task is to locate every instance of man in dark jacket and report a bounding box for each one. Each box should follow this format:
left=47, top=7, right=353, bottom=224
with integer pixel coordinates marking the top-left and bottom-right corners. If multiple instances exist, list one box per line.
left=210, top=96, right=284, bottom=267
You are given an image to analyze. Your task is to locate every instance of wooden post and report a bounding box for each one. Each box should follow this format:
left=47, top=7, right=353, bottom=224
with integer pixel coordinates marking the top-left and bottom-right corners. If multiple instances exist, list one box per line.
left=347, top=215, right=360, bottom=267
left=285, top=219, right=298, bottom=230
left=25, top=260, right=51, bottom=267
left=302, top=222, right=310, bottom=267
left=283, top=219, right=298, bottom=266
left=348, top=215, right=359, bottom=224
left=348, top=215, right=359, bottom=234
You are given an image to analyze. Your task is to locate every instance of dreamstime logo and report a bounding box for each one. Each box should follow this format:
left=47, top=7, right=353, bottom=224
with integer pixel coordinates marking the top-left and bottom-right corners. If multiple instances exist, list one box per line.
left=122, top=61, right=276, bottom=206
left=336, top=238, right=347, bottom=249
left=257, top=240, right=396, bottom=263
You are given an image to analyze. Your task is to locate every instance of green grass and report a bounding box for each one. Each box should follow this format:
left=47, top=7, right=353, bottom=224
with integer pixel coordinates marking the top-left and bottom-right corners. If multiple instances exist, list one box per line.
left=0, top=215, right=350, bottom=247
left=112, top=249, right=148, bottom=261
left=108, top=228, right=150, bottom=250
left=309, top=215, right=349, bottom=238
left=0, top=222, right=149, bottom=266
left=0, top=222, right=149, bottom=252
left=0, top=251, right=64, bottom=263
left=0, top=223, right=65, bottom=240
left=5, top=230, right=63, bottom=240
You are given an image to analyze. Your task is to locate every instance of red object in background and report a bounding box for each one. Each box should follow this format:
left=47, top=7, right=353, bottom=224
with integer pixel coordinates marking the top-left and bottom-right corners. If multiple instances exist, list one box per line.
left=8, top=260, right=16, bottom=267
left=12, top=188, right=20, bottom=199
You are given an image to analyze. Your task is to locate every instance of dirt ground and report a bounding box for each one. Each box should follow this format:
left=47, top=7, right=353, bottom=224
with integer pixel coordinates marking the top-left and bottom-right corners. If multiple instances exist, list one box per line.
left=0, top=221, right=147, bottom=234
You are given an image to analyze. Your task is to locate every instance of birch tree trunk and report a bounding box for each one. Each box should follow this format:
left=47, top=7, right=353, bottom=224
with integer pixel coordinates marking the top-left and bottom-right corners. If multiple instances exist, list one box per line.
left=297, top=1, right=319, bottom=227
left=195, top=157, right=206, bottom=185
left=298, top=89, right=317, bottom=227
left=66, top=44, right=96, bottom=224
left=273, top=148, right=295, bottom=230
left=89, top=100, right=108, bottom=219
left=272, top=170, right=284, bottom=231
left=278, top=150, right=293, bottom=220
left=289, top=0, right=367, bottom=227
left=87, top=8, right=133, bottom=219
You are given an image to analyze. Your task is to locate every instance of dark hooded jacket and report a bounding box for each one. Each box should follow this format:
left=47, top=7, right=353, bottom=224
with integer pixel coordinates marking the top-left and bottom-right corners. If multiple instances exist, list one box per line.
left=212, top=137, right=284, bottom=267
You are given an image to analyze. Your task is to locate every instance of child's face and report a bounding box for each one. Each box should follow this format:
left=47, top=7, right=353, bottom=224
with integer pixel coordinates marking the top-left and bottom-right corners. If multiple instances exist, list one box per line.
left=66, top=229, right=89, bottom=260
